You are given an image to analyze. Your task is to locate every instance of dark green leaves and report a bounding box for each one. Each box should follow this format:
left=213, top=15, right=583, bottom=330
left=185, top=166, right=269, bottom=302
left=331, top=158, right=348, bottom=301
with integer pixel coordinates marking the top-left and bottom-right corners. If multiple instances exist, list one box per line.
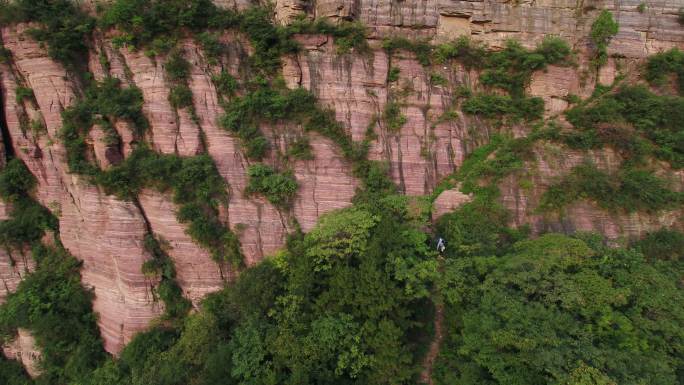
left=434, top=234, right=684, bottom=385
left=246, top=164, right=298, bottom=208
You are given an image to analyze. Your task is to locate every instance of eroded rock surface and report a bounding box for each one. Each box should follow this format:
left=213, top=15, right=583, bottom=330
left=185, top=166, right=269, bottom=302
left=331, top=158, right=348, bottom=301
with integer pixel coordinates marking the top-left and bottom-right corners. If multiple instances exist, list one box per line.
left=1, top=24, right=163, bottom=355
left=2, top=328, right=42, bottom=378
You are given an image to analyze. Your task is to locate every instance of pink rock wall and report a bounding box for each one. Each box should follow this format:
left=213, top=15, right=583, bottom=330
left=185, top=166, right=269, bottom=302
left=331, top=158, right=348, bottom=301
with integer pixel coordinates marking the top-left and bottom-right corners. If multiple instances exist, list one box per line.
left=2, top=328, right=41, bottom=378
left=138, top=189, right=229, bottom=305
left=1, top=24, right=163, bottom=355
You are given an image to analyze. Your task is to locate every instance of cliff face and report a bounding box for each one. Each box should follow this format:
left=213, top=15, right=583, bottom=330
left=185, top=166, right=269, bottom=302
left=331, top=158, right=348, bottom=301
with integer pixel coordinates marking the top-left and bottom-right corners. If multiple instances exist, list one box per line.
left=0, top=0, right=682, bottom=357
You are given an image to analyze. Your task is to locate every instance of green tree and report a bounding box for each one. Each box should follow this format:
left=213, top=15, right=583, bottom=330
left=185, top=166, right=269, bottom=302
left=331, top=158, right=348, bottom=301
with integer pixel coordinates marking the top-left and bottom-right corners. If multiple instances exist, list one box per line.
left=590, top=11, right=619, bottom=68
left=434, top=234, right=684, bottom=385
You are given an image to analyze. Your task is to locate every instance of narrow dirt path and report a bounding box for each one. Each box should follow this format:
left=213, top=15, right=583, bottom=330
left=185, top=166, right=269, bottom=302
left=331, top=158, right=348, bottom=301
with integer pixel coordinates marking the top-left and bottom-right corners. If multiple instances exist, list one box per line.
left=420, top=256, right=445, bottom=385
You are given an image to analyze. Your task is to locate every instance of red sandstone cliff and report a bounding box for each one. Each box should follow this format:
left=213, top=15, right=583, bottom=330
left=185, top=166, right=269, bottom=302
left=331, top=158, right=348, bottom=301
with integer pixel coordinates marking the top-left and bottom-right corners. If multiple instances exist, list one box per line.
left=0, top=0, right=682, bottom=358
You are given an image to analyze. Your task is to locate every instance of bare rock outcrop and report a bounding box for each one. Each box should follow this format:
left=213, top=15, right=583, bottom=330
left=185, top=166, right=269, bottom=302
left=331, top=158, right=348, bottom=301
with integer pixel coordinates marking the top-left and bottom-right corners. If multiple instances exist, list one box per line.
left=284, top=36, right=469, bottom=196
left=1, top=24, right=163, bottom=355
left=119, top=49, right=203, bottom=156
left=499, top=145, right=684, bottom=239
left=0, top=249, right=34, bottom=305
left=2, top=328, right=41, bottom=378
left=432, top=187, right=472, bottom=220
left=138, top=189, right=229, bottom=305
left=182, top=40, right=292, bottom=266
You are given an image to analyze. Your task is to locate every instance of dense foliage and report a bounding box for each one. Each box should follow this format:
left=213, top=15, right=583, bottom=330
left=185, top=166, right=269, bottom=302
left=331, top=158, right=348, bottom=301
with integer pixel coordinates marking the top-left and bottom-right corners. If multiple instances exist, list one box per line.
left=645, top=48, right=684, bottom=95
left=631, top=228, right=684, bottom=262
left=563, top=85, right=684, bottom=168
left=79, top=195, right=438, bottom=385
left=0, top=355, right=33, bottom=385
left=382, top=36, right=572, bottom=122
left=0, top=159, right=57, bottom=248
left=0, top=245, right=106, bottom=385
left=59, top=77, right=242, bottom=266
left=433, top=232, right=683, bottom=385
left=246, top=164, right=298, bottom=208
left=0, top=0, right=94, bottom=70
left=100, top=1, right=365, bottom=72
left=539, top=162, right=683, bottom=213
left=461, top=93, right=543, bottom=122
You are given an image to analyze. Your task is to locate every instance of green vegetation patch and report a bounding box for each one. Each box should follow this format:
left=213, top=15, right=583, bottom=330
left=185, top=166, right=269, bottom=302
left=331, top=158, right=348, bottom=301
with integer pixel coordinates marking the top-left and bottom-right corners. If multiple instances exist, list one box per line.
left=168, top=84, right=193, bottom=109
left=434, top=232, right=683, bottom=385
left=479, top=38, right=572, bottom=97
left=387, top=67, right=400, bottom=82
left=246, top=164, right=298, bottom=208
left=0, top=0, right=95, bottom=70
left=0, top=354, right=33, bottom=385
left=100, top=2, right=366, bottom=72
left=632, top=228, right=684, bottom=262
left=0, top=244, right=106, bottom=384
left=97, top=147, right=242, bottom=265
left=645, top=48, right=684, bottom=94
left=14, top=87, right=34, bottom=104
left=382, top=37, right=433, bottom=66
left=563, top=85, right=684, bottom=168
left=590, top=10, right=619, bottom=68
left=0, top=159, right=57, bottom=248
left=382, top=101, right=408, bottom=131
left=142, top=234, right=192, bottom=319
left=219, top=79, right=367, bottom=167
left=286, top=17, right=368, bottom=54
left=539, top=162, right=683, bottom=213
left=99, top=0, right=220, bottom=49
left=429, top=37, right=572, bottom=121
left=61, top=77, right=147, bottom=175
left=461, top=93, right=544, bottom=122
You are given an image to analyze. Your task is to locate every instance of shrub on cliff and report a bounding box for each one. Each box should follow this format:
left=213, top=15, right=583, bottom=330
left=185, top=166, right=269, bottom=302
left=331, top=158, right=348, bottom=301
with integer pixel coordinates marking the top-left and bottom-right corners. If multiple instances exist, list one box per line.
left=462, top=94, right=544, bottom=122
left=539, top=162, right=683, bottom=213
left=382, top=37, right=433, bottom=66
left=0, top=159, right=57, bottom=248
left=645, top=48, right=684, bottom=94
left=168, top=85, right=193, bottom=109
left=480, top=38, right=572, bottom=97
left=632, top=228, right=684, bottom=262
left=100, top=0, right=217, bottom=47
left=246, top=164, right=298, bottom=208
left=564, top=85, right=684, bottom=167
left=0, top=0, right=94, bottom=69
left=590, top=10, right=619, bottom=68
left=383, top=101, right=407, bottom=131
left=219, top=83, right=355, bottom=161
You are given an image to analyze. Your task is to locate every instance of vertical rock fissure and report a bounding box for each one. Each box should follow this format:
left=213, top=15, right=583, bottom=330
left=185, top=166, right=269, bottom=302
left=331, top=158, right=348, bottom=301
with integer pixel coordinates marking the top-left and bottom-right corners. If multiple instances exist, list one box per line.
left=0, top=83, right=15, bottom=160
left=132, top=197, right=154, bottom=236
